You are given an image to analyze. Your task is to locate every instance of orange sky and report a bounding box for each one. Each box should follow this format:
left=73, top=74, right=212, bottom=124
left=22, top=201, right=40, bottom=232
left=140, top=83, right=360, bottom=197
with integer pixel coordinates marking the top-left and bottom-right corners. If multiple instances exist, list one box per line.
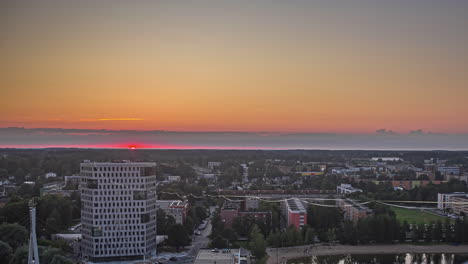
left=1, top=1, right=468, bottom=134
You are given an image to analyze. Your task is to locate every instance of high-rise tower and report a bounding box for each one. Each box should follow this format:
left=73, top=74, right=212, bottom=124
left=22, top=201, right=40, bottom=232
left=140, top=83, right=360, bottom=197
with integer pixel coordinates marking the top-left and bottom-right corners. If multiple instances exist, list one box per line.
left=80, top=161, right=157, bottom=262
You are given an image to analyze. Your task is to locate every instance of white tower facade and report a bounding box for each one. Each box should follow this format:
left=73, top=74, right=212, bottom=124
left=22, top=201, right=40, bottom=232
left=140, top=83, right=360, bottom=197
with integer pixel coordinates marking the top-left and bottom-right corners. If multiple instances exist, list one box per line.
left=80, top=161, right=157, bottom=262
left=28, top=201, right=40, bottom=264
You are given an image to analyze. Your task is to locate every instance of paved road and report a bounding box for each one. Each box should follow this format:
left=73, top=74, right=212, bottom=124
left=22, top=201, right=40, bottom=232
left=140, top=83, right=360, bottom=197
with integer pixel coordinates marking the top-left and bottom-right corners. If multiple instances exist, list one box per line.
left=164, top=206, right=216, bottom=264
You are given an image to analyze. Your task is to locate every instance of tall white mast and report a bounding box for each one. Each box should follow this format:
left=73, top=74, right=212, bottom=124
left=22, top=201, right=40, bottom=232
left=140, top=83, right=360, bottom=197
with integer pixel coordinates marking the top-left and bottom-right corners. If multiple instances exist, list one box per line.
left=28, top=199, right=40, bottom=264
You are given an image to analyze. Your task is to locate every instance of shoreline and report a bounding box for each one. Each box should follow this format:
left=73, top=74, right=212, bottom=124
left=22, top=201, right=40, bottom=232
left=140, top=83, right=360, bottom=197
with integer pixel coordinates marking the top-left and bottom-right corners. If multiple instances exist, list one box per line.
left=266, top=244, right=468, bottom=264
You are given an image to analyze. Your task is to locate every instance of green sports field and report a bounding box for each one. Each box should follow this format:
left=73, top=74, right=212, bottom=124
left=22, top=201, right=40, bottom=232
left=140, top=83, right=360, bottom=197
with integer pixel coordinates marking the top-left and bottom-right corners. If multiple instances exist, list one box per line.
left=391, top=207, right=447, bottom=225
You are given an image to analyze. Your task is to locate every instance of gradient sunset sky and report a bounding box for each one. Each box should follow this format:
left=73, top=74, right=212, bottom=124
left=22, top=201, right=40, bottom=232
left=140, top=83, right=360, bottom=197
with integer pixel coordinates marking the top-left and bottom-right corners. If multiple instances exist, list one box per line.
left=1, top=1, right=468, bottom=139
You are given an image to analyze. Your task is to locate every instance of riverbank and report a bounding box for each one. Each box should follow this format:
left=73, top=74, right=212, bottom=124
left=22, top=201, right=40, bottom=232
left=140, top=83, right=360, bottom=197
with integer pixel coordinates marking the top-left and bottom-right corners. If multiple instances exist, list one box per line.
left=266, top=244, right=468, bottom=264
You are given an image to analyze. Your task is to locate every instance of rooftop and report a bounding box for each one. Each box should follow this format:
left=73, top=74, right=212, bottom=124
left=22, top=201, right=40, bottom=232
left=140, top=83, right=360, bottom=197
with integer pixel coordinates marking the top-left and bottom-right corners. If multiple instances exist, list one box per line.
left=194, top=249, right=237, bottom=264
left=286, top=198, right=306, bottom=213
left=156, top=200, right=188, bottom=209
left=343, top=198, right=372, bottom=212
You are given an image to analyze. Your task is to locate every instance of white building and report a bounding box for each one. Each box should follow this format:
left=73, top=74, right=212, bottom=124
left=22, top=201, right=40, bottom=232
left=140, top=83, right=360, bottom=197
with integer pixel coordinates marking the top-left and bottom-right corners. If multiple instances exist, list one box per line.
left=167, top=175, right=181, bottom=182
left=371, top=157, right=403, bottom=162
left=208, top=161, right=222, bottom=170
left=80, top=161, right=157, bottom=262
left=336, top=184, right=362, bottom=194
left=156, top=200, right=188, bottom=224
left=45, top=172, right=57, bottom=179
left=437, top=166, right=461, bottom=176
left=437, top=192, right=468, bottom=210
left=451, top=196, right=468, bottom=216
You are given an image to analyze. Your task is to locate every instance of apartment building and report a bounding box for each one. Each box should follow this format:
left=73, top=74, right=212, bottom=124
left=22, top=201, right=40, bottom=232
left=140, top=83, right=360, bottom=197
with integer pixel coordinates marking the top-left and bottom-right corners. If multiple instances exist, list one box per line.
left=451, top=196, right=468, bottom=216
left=336, top=183, right=362, bottom=194
left=338, top=198, right=372, bottom=222
left=80, top=161, right=157, bottom=262
left=284, top=198, right=307, bottom=229
left=220, top=200, right=271, bottom=228
left=437, top=192, right=468, bottom=210
left=156, top=200, right=188, bottom=224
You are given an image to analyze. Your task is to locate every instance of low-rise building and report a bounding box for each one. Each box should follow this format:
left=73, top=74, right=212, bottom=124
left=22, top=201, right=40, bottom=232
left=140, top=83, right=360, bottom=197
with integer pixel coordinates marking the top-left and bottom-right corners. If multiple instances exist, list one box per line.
left=220, top=200, right=271, bottom=228
left=371, top=157, right=403, bottom=162
left=284, top=198, right=307, bottom=229
left=167, top=175, right=181, bottom=182
left=437, top=192, right=468, bottom=210
left=52, top=234, right=81, bottom=256
left=338, top=198, right=372, bottom=222
left=451, top=196, right=468, bottom=216
left=195, top=249, right=240, bottom=264
left=336, top=184, right=362, bottom=194
left=437, top=166, right=461, bottom=176
left=45, top=172, right=57, bottom=179
left=446, top=174, right=468, bottom=183
left=244, top=197, right=259, bottom=211
left=156, top=200, right=188, bottom=224
left=64, top=175, right=81, bottom=186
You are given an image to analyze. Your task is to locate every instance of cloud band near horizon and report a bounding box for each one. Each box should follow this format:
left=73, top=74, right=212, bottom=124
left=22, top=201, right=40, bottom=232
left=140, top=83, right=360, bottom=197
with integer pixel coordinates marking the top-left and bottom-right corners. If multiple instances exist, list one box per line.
left=1, top=127, right=468, bottom=150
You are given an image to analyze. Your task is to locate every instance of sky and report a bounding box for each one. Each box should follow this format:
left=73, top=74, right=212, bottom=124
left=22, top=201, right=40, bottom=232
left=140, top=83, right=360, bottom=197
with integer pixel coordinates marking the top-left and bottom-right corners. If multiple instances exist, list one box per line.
left=1, top=1, right=468, bottom=149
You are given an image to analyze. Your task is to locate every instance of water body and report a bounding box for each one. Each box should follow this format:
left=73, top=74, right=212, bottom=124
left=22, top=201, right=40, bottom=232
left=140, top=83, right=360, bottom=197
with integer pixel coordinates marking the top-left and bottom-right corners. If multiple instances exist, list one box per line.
left=287, top=254, right=468, bottom=264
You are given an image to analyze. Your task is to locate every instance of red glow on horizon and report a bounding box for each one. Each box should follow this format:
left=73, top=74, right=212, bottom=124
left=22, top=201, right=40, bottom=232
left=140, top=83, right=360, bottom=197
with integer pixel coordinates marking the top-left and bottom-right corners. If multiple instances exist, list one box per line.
left=0, top=143, right=284, bottom=150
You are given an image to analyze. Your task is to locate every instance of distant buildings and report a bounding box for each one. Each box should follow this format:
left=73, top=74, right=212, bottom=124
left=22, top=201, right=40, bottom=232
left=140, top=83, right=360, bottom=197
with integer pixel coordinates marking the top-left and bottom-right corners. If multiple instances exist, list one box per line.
left=208, top=161, right=222, bottom=170
left=437, top=166, right=461, bottom=177
left=45, top=172, right=57, bottom=179
left=167, top=175, right=181, bottom=182
left=373, top=180, right=445, bottom=190
left=220, top=199, right=271, bottom=228
left=40, top=182, right=74, bottom=197
left=371, top=157, right=403, bottom=162
left=445, top=174, right=468, bottom=183
left=336, top=184, right=362, bottom=194
left=156, top=200, right=188, bottom=224
left=295, top=172, right=324, bottom=176
left=284, top=198, right=307, bottom=229
left=64, top=175, right=81, bottom=186
left=338, top=198, right=372, bottom=222
left=80, top=161, right=157, bottom=262
left=437, top=192, right=468, bottom=210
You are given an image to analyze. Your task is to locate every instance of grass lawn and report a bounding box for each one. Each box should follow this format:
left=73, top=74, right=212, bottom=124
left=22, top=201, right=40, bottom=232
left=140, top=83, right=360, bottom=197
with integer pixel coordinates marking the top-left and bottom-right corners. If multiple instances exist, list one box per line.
left=391, top=207, right=447, bottom=225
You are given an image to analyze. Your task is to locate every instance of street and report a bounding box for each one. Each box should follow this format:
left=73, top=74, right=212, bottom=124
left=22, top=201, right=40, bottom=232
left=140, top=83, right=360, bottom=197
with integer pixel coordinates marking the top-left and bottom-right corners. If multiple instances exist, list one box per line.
left=154, top=206, right=215, bottom=264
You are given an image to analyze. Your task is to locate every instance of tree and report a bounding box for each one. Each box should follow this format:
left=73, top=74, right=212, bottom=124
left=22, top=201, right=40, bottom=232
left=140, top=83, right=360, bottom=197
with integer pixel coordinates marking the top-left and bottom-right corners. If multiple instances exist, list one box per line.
left=166, top=224, right=190, bottom=251
left=443, top=218, right=453, bottom=242
left=10, top=246, right=28, bottom=264
left=453, top=219, right=464, bottom=243
left=211, top=235, right=228, bottom=249
left=248, top=225, right=267, bottom=258
left=221, top=228, right=238, bottom=244
left=341, top=221, right=357, bottom=244
left=304, top=227, right=316, bottom=244
left=156, top=209, right=176, bottom=235
left=0, top=223, right=28, bottom=250
left=50, top=254, right=74, bottom=264
left=433, top=221, right=443, bottom=242
left=266, top=229, right=282, bottom=247
left=0, top=240, right=13, bottom=264
left=399, top=221, right=409, bottom=242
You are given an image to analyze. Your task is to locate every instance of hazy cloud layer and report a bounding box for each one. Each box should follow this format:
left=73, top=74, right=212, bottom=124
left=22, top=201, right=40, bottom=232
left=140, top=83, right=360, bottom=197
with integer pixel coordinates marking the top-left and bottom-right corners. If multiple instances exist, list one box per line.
left=1, top=127, right=468, bottom=150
